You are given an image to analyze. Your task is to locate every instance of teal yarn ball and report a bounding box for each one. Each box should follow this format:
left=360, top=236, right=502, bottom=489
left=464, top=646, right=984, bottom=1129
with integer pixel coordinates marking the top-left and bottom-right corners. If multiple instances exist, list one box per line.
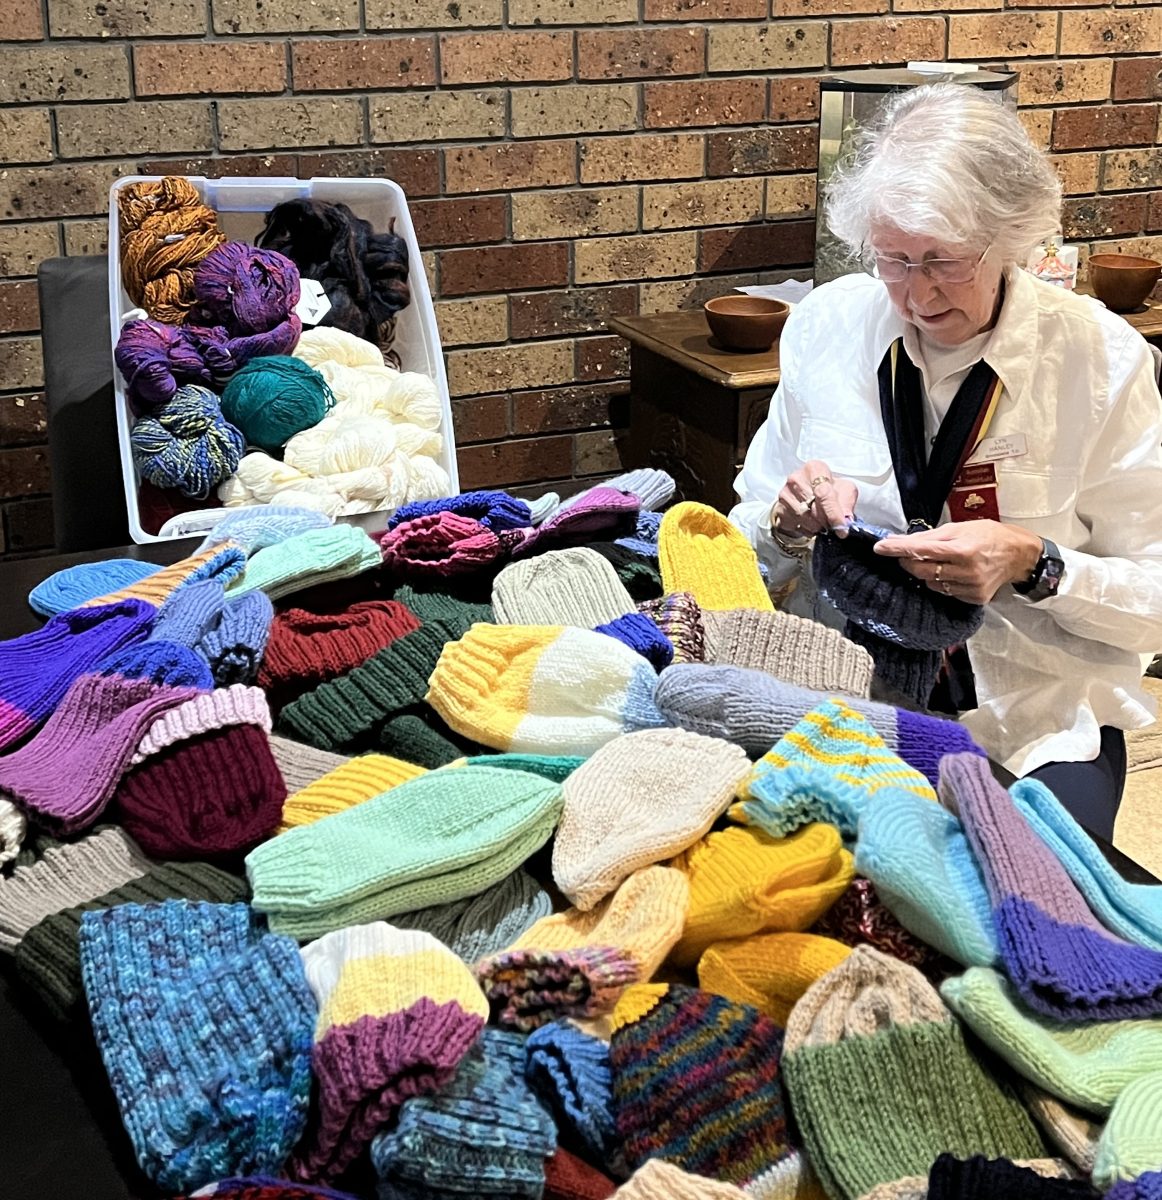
left=130, top=384, right=245, bottom=500
left=220, top=355, right=334, bottom=453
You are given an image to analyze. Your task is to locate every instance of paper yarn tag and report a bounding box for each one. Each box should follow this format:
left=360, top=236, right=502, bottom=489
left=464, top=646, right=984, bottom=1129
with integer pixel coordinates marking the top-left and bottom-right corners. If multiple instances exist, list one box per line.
left=295, top=278, right=332, bottom=327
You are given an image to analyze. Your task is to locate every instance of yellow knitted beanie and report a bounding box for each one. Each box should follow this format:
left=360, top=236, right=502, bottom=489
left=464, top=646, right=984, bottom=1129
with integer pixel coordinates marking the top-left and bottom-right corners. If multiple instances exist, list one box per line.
left=698, top=932, right=851, bottom=1025
left=669, top=823, right=854, bottom=968
left=278, top=752, right=427, bottom=832
left=658, top=502, right=773, bottom=612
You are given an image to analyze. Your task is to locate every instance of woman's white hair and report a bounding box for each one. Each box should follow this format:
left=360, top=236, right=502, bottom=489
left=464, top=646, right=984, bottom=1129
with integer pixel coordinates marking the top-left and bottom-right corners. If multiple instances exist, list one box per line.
left=826, top=83, right=1062, bottom=266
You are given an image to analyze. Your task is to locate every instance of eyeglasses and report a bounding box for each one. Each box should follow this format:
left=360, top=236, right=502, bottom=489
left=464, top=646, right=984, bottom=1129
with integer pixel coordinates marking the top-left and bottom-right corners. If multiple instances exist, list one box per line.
left=869, top=244, right=990, bottom=286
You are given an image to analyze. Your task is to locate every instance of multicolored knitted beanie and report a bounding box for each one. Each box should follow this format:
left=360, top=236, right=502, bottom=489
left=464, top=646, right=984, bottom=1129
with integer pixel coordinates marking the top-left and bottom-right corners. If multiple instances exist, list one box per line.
left=637, top=592, right=706, bottom=664
left=0, top=598, right=154, bottom=751
left=83, top=541, right=246, bottom=608
left=610, top=983, right=794, bottom=1186
left=79, top=900, right=315, bottom=1192
left=388, top=488, right=532, bottom=532
left=781, top=947, right=1044, bottom=1200
left=370, top=1026, right=557, bottom=1198
left=510, top=486, right=639, bottom=559
left=291, top=922, right=488, bottom=1181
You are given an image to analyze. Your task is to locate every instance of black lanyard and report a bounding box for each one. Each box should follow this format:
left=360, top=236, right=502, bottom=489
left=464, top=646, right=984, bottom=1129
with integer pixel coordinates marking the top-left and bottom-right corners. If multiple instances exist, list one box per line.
left=876, top=339, right=999, bottom=530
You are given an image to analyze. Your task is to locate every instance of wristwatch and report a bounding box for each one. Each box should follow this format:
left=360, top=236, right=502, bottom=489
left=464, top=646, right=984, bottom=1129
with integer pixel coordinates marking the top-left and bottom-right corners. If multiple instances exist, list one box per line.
left=1012, top=537, right=1065, bottom=601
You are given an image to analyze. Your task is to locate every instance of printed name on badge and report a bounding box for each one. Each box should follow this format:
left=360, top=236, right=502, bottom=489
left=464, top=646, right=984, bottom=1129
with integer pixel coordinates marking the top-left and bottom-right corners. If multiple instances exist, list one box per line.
left=967, top=432, right=1028, bottom=465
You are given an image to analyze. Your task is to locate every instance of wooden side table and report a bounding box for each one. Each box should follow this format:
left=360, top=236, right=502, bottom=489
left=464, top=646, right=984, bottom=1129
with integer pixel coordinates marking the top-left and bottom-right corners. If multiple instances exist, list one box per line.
left=607, top=311, right=781, bottom=513
left=610, top=295, right=1162, bottom=512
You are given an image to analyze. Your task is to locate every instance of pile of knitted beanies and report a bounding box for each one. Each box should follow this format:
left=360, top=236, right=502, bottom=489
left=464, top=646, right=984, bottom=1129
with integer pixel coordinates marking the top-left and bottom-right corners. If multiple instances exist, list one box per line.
left=3, top=475, right=1162, bottom=1200
left=113, top=177, right=449, bottom=535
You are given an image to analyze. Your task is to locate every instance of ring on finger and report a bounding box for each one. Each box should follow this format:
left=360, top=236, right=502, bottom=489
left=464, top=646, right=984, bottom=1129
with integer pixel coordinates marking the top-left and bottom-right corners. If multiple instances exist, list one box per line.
left=941, top=581, right=951, bottom=595
left=809, top=475, right=833, bottom=488
left=934, top=563, right=943, bottom=583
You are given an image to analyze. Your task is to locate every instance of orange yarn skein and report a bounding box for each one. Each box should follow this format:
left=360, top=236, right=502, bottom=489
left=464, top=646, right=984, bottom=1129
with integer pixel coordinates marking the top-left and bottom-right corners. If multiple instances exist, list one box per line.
left=118, top=177, right=226, bottom=324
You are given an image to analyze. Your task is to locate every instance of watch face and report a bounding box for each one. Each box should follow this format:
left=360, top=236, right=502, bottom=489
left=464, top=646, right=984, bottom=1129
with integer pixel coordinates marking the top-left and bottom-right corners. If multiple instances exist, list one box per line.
left=1040, top=555, right=1064, bottom=595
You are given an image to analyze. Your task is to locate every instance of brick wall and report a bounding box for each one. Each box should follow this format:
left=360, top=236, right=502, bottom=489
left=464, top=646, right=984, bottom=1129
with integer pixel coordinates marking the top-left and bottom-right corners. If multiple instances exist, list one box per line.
left=1, top=2, right=1160, bottom=558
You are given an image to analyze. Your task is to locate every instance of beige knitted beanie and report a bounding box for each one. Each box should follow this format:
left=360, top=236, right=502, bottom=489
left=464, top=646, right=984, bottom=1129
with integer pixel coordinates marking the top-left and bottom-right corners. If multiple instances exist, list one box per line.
left=492, top=547, right=636, bottom=628
left=552, top=727, right=751, bottom=911
left=613, top=1159, right=748, bottom=1198
left=701, top=608, right=874, bottom=699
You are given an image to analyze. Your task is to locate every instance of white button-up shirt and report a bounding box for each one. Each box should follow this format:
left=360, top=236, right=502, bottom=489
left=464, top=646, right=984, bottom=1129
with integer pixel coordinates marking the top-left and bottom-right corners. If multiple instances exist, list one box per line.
left=731, top=266, right=1162, bottom=777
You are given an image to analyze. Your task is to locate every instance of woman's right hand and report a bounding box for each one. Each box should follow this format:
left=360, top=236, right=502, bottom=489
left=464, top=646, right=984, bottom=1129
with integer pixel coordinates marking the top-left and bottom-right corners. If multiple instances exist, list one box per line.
left=770, top=460, right=859, bottom=539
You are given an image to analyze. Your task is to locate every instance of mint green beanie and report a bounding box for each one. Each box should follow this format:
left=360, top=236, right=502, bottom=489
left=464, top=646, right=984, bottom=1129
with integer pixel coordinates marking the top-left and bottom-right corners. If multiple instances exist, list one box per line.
left=246, top=765, right=563, bottom=940
left=230, top=524, right=382, bottom=601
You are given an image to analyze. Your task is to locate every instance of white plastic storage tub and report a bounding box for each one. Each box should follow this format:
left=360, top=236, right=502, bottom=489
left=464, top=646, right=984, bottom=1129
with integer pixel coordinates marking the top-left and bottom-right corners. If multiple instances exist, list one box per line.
left=108, top=175, right=457, bottom=544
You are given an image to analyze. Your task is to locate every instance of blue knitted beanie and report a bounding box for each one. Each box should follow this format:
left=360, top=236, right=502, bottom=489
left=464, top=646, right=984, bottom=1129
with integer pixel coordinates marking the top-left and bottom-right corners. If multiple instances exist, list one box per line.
left=388, top=490, right=532, bottom=533
left=525, top=1020, right=618, bottom=1161
left=29, top=559, right=162, bottom=617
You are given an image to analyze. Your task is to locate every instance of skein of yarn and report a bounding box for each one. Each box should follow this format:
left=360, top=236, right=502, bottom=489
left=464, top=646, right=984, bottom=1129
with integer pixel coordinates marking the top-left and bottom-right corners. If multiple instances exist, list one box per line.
left=117, top=177, right=226, bottom=324
left=257, top=199, right=410, bottom=354
left=131, top=384, right=245, bottom=498
left=220, top=356, right=335, bottom=453
left=191, top=242, right=303, bottom=341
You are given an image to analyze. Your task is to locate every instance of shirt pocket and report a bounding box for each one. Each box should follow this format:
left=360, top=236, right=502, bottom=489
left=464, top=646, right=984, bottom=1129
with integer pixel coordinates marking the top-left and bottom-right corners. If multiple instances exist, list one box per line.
left=998, top=467, right=1079, bottom=520
left=797, top=416, right=894, bottom=484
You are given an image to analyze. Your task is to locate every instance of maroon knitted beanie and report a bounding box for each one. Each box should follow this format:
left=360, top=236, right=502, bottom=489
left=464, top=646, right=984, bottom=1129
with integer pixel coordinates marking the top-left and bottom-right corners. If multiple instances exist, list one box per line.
left=115, top=723, right=286, bottom=859
left=258, top=599, right=420, bottom=709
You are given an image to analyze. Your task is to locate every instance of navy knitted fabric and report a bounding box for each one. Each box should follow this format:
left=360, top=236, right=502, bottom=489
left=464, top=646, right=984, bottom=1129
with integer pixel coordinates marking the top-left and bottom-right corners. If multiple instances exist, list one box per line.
left=371, top=1027, right=556, bottom=1198
left=594, top=612, right=674, bottom=670
left=79, top=900, right=315, bottom=1192
left=927, top=1155, right=1100, bottom=1199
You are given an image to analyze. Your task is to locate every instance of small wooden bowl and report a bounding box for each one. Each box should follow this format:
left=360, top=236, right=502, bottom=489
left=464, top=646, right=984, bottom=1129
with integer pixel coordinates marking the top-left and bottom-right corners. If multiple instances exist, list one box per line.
left=1087, top=253, right=1162, bottom=313
left=704, top=295, right=791, bottom=352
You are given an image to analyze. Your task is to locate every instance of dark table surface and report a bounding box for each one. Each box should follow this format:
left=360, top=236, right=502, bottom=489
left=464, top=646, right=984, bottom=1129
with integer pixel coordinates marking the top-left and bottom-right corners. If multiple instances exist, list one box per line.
left=1, top=540, right=1157, bottom=1199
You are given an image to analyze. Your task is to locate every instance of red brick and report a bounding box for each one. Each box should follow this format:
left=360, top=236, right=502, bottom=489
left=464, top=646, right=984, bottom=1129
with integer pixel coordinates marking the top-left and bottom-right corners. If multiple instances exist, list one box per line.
left=575, top=335, right=630, bottom=383
left=134, top=42, right=286, bottom=96
left=578, top=27, right=705, bottom=81
left=699, top=221, right=816, bottom=272
left=643, top=78, right=766, bottom=129
left=707, top=126, right=817, bottom=176
left=452, top=394, right=509, bottom=444
left=510, top=286, right=639, bottom=340
left=511, top=383, right=630, bottom=435
left=1052, top=103, right=1159, bottom=150
left=0, top=282, right=39, bottom=334
left=296, top=149, right=440, bottom=196
left=0, top=445, right=50, bottom=499
left=439, top=243, right=569, bottom=297
left=0, top=163, right=132, bottom=221
left=5, top=0, right=43, bottom=39
left=1062, top=193, right=1150, bottom=238
left=445, top=141, right=576, bottom=194
left=440, top=32, right=571, bottom=85
left=457, top=435, right=574, bottom=488
left=3, top=496, right=54, bottom=553
left=0, top=394, right=48, bottom=447
left=769, top=76, right=822, bottom=123
left=830, top=17, right=947, bottom=67
left=1113, top=58, right=1162, bottom=101
left=292, top=37, right=435, bottom=91
left=644, top=0, right=764, bottom=15
left=138, top=152, right=297, bottom=178
left=1147, top=192, right=1162, bottom=232
left=411, top=197, right=507, bottom=248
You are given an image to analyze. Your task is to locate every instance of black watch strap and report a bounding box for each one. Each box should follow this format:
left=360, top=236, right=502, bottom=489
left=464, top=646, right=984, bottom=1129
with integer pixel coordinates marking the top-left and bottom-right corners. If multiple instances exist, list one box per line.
left=1013, top=537, right=1064, bottom=600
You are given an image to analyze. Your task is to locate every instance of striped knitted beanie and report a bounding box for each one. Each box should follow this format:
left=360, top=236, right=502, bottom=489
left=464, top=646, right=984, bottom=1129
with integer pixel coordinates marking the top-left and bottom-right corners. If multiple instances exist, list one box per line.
left=734, top=700, right=936, bottom=840
left=15, top=859, right=247, bottom=1022
left=610, top=983, right=793, bottom=1186
left=940, top=967, right=1162, bottom=1117
left=291, top=922, right=488, bottom=1182
left=668, top=823, right=852, bottom=968
left=782, top=947, right=1044, bottom=1200
left=29, top=558, right=162, bottom=616
left=370, top=1026, right=557, bottom=1198
left=83, top=541, right=246, bottom=608
left=637, top=592, right=706, bottom=664
left=258, top=599, right=420, bottom=710
left=246, top=765, right=562, bottom=940
left=658, top=502, right=772, bottom=612
left=427, top=624, right=665, bottom=758
left=0, top=598, right=154, bottom=751
left=701, top=608, right=874, bottom=699
left=80, top=900, right=315, bottom=1192
left=277, top=750, right=426, bottom=832
left=553, top=728, right=749, bottom=911
left=655, top=662, right=986, bottom=784
left=477, top=866, right=689, bottom=1029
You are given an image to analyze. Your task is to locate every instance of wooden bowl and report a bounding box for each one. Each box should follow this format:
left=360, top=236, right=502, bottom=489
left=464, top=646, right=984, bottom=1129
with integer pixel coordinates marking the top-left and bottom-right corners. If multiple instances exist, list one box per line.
left=1087, top=253, right=1162, bottom=312
left=704, top=295, right=791, bottom=352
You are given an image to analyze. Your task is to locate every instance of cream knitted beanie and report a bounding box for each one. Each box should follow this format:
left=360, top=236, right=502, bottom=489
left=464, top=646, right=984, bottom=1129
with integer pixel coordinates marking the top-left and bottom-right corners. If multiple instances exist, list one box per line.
left=552, top=728, right=750, bottom=910
left=492, top=548, right=637, bottom=628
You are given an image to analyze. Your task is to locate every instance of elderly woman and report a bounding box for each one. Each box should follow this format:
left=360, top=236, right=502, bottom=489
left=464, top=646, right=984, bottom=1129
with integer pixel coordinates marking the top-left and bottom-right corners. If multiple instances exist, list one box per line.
left=731, top=84, right=1162, bottom=839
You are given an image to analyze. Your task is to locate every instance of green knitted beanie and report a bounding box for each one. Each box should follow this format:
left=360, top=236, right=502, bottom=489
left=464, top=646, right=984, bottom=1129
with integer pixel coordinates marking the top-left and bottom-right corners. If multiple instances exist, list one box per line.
left=14, top=860, right=247, bottom=1021
left=393, top=582, right=493, bottom=634
left=1093, top=1073, right=1162, bottom=1190
left=277, top=618, right=457, bottom=751
left=246, top=764, right=563, bottom=941
left=374, top=710, right=479, bottom=768
left=782, top=947, right=1044, bottom=1200
left=462, top=752, right=586, bottom=783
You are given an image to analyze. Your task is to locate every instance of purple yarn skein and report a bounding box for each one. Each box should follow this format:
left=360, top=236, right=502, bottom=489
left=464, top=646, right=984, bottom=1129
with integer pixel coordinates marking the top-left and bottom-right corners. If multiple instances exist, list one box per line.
left=193, top=242, right=302, bottom=335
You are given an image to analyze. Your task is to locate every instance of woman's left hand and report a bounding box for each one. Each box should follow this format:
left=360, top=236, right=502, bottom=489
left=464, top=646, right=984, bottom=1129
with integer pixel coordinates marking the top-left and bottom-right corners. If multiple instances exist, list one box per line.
left=873, top=520, right=1044, bottom=605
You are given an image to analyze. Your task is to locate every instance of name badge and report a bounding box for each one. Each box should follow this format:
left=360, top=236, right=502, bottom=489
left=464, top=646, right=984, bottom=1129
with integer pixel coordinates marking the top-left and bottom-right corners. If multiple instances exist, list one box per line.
left=949, top=461, right=1000, bottom=523
left=967, top=433, right=1028, bottom=465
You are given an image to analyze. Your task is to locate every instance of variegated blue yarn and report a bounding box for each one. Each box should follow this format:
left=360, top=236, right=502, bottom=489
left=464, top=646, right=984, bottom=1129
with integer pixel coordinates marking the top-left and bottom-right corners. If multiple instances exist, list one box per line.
left=78, top=900, right=316, bottom=1192
left=525, top=1020, right=617, bottom=1161
left=388, top=489, right=532, bottom=533
left=151, top=579, right=226, bottom=647
left=131, top=384, right=246, bottom=500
